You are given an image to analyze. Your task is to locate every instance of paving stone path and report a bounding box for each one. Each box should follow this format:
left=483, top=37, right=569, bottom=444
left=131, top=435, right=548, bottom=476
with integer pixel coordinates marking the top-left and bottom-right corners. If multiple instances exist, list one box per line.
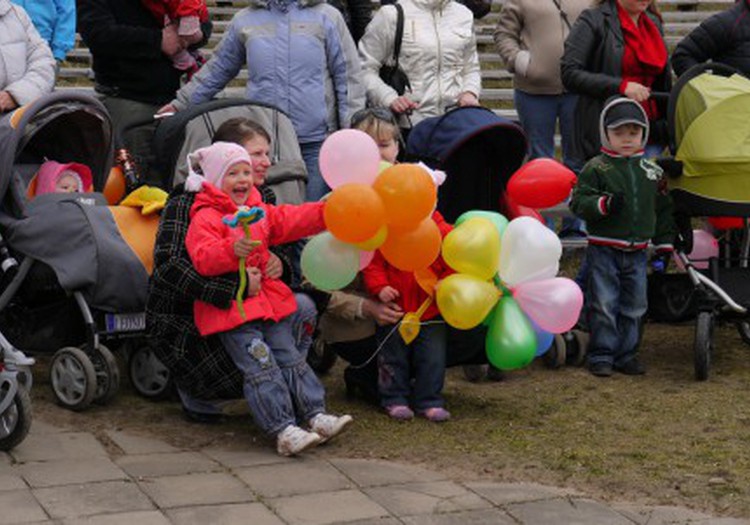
left=1, top=420, right=747, bottom=525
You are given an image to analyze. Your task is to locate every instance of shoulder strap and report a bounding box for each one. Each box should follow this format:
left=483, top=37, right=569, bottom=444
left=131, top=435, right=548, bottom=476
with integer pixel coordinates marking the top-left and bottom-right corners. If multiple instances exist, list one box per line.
left=550, top=0, right=571, bottom=30
left=393, top=3, right=405, bottom=66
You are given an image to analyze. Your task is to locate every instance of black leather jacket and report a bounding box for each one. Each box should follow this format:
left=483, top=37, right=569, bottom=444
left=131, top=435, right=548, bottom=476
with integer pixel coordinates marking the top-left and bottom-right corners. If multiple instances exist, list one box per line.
left=560, top=0, right=671, bottom=163
left=672, top=0, right=750, bottom=78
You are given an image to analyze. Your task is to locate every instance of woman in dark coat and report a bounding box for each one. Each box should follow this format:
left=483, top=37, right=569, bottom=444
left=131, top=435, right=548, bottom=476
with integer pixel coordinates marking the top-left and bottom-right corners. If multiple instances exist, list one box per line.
left=672, top=0, right=750, bottom=78
left=560, top=0, right=670, bottom=165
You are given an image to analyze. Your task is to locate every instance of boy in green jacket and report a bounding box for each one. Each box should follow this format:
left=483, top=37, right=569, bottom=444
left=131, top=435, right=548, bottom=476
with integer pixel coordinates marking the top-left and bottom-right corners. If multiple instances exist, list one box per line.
left=571, top=96, right=675, bottom=377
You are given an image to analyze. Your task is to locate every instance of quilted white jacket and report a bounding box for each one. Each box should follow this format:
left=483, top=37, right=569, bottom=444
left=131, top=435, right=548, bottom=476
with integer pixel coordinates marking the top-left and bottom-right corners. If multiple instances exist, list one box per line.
left=0, top=0, right=55, bottom=107
left=358, top=0, right=481, bottom=125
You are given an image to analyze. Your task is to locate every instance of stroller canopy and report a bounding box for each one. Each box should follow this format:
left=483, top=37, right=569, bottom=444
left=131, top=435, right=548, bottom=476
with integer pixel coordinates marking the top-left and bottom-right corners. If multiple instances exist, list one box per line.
left=672, top=72, right=750, bottom=211
left=152, top=98, right=307, bottom=204
left=406, top=107, right=527, bottom=223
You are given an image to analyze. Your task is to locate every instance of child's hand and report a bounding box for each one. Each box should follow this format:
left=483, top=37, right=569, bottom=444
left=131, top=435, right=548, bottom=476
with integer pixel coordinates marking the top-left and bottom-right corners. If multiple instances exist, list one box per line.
left=234, top=237, right=256, bottom=258
left=363, top=298, right=403, bottom=326
left=378, top=286, right=400, bottom=303
left=246, top=267, right=262, bottom=297
left=265, top=253, right=284, bottom=280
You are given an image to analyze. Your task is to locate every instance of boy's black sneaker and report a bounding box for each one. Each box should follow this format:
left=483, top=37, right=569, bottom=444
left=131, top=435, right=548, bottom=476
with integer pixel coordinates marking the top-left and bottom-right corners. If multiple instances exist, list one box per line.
left=614, top=359, right=646, bottom=375
left=589, top=362, right=613, bottom=377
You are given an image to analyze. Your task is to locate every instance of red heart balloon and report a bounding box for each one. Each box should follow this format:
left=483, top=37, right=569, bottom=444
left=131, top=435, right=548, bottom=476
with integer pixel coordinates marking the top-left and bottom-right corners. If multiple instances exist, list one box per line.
left=502, top=193, right=544, bottom=223
left=506, top=158, right=577, bottom=209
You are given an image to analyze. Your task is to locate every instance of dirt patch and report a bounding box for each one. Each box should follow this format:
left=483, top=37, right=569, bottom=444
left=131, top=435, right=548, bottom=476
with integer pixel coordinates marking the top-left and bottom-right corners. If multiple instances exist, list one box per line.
left=30, top=319, right=750, bottom=518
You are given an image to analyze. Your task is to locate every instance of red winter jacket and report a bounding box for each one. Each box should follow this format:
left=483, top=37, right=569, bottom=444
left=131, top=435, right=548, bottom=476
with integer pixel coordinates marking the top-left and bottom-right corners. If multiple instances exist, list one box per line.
left=362, top=211, right=453, bottom=320
left=185, top=184, right=324, bottom=336
left=141, top=0, right=208, bottom=23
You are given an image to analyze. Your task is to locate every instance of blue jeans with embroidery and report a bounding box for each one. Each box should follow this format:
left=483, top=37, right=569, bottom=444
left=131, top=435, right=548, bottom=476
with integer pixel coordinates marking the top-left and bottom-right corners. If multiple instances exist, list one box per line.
left=586, top=245, right=648, bottom=368
left=376, top=321, right=447, bottom=411
left=219, top=314, right=326, bottom=436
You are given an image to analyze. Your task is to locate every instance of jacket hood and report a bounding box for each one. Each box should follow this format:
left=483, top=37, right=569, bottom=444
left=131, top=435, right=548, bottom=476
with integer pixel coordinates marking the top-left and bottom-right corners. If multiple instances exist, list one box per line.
left=190, top=181, right=263, bottom=219
left=34, top=161, right=94, bottom=196
left=599, top=97, right=650, bottom=155
left=411, top=0, right=451, bottom=11
left=0, top=0, right=11, bottom=16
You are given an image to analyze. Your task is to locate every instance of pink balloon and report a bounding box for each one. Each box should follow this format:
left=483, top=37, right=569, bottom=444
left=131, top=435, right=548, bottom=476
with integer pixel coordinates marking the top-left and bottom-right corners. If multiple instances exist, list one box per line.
left=674, top=229, right=719, bottom=271
left=512, top=277, right=583, bottom=334
left=359, top=250, right=375, bottom=270
left=319, top=129, right=382, bottom=189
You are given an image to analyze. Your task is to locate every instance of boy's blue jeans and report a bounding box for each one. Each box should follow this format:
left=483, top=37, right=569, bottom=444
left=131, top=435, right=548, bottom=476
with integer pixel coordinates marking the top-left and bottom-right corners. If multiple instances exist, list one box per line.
left=219, top=314, right=326, bottom=436
left=585, top=245, right=647, bottom=368
left=376, top=321, right=447, bottom=411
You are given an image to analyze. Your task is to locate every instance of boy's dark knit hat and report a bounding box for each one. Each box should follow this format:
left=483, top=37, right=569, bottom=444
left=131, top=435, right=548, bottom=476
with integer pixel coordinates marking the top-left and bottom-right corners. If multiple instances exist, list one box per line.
left=603, top=98, right=648, bottom=129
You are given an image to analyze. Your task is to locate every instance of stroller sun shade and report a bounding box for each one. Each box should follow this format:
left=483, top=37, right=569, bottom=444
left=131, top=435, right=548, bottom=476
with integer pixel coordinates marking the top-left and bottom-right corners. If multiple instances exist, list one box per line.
left=406, top=107, right=527, bottom=223
left=671, top=73, right=750, bottom=216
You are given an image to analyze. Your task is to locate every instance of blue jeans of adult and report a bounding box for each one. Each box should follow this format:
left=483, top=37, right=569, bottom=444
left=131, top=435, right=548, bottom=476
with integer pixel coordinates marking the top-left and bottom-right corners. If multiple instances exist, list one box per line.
left=300, top=141, right=329, bottom=202
left=178, top=293, right=318, bottom=416
left=514, top=90, right=584, bottom=234
left=585, top=245, right=648, bottom=368
left=219, top=315, right=326, bottom=436
left=376, top=321, right=447, bottom=411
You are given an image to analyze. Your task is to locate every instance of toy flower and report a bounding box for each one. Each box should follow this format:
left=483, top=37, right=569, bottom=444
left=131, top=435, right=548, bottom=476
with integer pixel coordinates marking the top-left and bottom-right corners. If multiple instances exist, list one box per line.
left=222, top=206, right=265, bottom=318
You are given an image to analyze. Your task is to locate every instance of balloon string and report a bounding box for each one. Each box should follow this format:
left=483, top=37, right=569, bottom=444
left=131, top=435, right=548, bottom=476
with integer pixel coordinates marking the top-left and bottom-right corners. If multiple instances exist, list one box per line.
left=347, top=319, right=446, bottom=370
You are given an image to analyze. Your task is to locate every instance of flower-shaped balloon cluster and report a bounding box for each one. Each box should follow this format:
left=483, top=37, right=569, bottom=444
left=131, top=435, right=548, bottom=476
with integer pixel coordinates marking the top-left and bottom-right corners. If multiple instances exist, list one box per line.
left=301, top=130, right=444, bottom=292
left=223, top=206, right=265, bottom=318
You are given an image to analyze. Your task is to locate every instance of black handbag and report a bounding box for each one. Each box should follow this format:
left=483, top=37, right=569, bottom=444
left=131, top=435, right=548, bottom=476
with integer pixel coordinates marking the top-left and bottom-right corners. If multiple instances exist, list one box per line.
left=378, top=3, right=411, bottom=96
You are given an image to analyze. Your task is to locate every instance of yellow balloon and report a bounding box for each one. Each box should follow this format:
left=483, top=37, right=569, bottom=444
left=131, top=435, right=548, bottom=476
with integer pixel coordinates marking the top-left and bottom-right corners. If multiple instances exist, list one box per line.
left=436, top=274, right=501, bottom=330
left=442, top=217, right=501, bottom=280
left=378, top=160, right=393, bottom=173
left=354, top=225, right=387, bottom=251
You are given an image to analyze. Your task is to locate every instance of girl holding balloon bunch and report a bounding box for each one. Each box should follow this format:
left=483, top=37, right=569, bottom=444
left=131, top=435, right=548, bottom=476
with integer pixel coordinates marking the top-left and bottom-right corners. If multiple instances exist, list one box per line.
left=184, top=141, right=352, bottom=456
left=362, top=165, right=454, bottom=423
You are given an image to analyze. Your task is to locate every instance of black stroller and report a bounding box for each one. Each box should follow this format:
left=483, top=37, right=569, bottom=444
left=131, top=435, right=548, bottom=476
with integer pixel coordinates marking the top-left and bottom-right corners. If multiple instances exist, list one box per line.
left=0, top=92, right=154, bottom=410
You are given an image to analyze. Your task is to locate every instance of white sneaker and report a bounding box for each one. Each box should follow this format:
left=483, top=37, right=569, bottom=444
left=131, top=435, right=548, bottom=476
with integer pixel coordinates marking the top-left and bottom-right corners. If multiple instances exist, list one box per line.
left=276, top=425, right=322, bottom=457
left=309, top=413, right=353, bottom=443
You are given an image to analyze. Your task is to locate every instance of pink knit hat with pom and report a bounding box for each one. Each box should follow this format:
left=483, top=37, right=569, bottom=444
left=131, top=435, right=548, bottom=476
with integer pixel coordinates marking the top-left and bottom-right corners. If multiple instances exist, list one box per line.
left=185, top=142, right=253, bottom=192
left=35, top=160, right=93, bottom=196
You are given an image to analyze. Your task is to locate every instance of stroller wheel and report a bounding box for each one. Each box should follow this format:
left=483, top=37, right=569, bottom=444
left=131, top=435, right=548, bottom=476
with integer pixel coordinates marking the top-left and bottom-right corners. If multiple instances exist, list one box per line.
left=307, top=336, right=338, bottom=374
left=694, top=312, right=714, bottom=381
left=737, top=321, right=750, bottom=346
left=544, top=334, right=567, bottom=369
left=49, top=347, right=97, bottom=411
left=15, top=365, right=33, bottom=392
left=0, top=382, right=32, bottom=451
left=128, top=345, right=173, bottom=400
left=89, top=344, right=120, bottom=405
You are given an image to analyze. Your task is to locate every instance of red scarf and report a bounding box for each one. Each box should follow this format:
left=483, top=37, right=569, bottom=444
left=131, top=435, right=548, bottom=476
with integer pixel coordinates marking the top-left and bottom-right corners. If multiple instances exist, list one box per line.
left=617, top=2, right=667, bottom=120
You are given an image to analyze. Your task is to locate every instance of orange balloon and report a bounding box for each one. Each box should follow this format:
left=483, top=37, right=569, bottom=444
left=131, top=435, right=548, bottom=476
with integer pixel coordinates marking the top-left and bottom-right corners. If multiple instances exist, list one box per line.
left=103, top=166, right=127, bottom=205
left=324, top=183, right=386, bottom=243
left=373, top=164, right=437, bottom=229
left=380, top=217, right=442, bottom=271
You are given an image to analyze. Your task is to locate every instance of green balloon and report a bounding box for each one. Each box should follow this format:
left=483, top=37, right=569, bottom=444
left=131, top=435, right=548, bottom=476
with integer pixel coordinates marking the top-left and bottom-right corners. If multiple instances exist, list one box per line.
left=301, top=232, right=359, bottom=291
left=455, top=210, right=509, bottom=239
left=485, top=297, right=537, bottom=370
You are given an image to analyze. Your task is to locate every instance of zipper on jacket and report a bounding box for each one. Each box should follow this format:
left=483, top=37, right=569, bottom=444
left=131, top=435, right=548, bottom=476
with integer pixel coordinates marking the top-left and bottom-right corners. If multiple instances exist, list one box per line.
left=433, top=10, right=442, bottom=114
left=628, top=159, right=638, bottom=245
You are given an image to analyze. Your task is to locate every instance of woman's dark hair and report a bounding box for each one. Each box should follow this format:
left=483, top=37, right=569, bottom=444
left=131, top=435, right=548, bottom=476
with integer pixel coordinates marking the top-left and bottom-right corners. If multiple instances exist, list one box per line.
left=594, top=0, right=662, bottom=22
left=212, top=117, right=271, bottom=146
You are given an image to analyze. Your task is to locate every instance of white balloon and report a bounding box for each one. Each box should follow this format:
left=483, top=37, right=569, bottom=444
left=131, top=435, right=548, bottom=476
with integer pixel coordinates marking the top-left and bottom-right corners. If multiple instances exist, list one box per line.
left=499, top=217, right=562, bottom=287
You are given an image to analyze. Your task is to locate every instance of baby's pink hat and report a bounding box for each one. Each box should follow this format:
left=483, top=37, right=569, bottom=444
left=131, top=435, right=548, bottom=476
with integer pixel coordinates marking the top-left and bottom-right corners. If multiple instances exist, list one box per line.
left=185, top=142, right=252, bottom=192
left=35, top=160, right=93, bottom=196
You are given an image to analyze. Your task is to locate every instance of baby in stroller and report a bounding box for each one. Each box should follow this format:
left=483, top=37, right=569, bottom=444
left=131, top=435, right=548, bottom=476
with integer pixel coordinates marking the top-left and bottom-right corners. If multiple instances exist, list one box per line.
left=32, top=160, right=93, bottom=196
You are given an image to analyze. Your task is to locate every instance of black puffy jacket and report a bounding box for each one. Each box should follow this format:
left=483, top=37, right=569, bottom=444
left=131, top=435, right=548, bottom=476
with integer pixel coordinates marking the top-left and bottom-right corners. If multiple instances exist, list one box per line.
left=672, top=0, right=750, bottom=78
left=560, top=0, right=671, bottom=163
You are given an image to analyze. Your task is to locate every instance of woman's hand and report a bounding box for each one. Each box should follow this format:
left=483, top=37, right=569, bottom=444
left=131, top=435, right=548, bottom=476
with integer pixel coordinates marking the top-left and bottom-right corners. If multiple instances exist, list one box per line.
left=234, top=237, right=256, bottom=258
left=161, top=23, right=184, bottom=57
left=623, top=82, right=651, bottom=102
left=156, top=103, right=178, bottom=117
left=457, top=91, right=479, bottom=107
left=265, top=252, right=284, bottom=280
left=390, top=96, right=419, bottom=115
left=378, top=286, right=400, bottom=303
left=362, top=298, right=404, bottom=325
left=246, top=267, right=262, bottom=297
left=0, top=91, right=18, bottom=113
